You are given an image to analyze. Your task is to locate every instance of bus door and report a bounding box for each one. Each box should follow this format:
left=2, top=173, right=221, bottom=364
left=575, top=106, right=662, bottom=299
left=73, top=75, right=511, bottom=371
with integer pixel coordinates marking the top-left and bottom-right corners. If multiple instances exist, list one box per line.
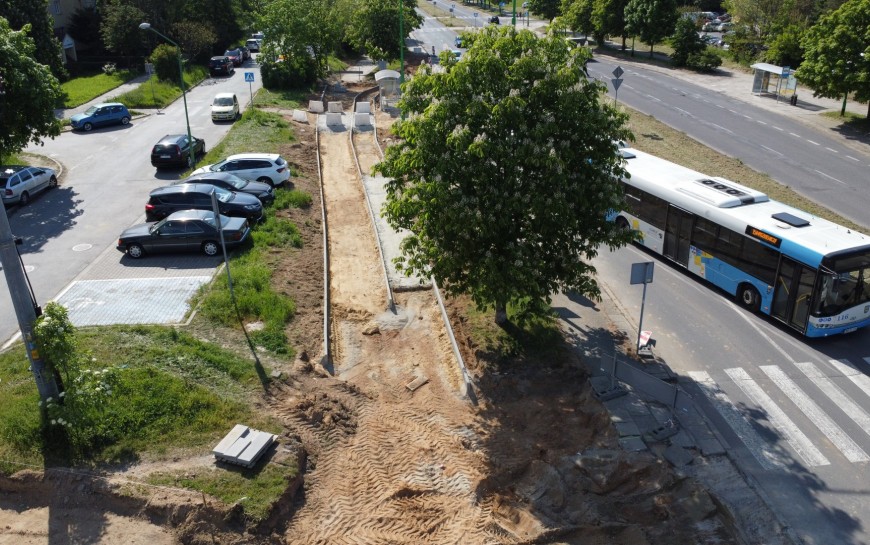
left=664, top=205, right=695, bottom=266
left=771, top=256, right=816, bottom=332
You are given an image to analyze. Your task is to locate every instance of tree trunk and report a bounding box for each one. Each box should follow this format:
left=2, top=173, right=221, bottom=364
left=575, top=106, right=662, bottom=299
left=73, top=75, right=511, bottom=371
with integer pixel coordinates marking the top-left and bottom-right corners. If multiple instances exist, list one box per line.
left=649, top=44, right=654, bottom=58
left=494, top=302, right=508, bottom=325
left=866, top=100, right=870, bottom=119
left=841, top=94, right=847, bottom=116
left=621, top=36, right=626, bottom=51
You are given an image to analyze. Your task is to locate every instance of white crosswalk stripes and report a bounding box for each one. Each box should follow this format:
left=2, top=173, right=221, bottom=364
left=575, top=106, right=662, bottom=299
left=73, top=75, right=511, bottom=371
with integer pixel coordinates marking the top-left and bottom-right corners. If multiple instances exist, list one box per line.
left=689, top=371, right=787, bottom=470
left=693, top=357, right=870, bottom=470
left=760, top=365, right=869, bottom=463
left=724, top=367, right=830, bottom=467
left=793, top=361, right=870, bottom=439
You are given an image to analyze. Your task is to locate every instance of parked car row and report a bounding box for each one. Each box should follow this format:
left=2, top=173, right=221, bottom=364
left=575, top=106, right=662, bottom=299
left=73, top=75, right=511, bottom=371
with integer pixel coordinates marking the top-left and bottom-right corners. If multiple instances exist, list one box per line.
left=115, top=152, right=289, bottom=259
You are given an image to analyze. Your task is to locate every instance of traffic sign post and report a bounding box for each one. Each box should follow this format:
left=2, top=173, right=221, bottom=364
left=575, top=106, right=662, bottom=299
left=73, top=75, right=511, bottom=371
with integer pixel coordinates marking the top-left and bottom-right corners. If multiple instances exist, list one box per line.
left=612, top=66, right=624, bottom=105
left=244, top=72, right=255, bottom=106
left=629, top=261, right=654, bottom=354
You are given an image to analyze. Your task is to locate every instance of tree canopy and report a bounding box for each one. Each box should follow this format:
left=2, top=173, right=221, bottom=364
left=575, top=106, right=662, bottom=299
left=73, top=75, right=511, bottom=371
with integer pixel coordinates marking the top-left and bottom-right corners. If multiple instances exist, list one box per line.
left=0, top=17, right=63, bottom=161
left=375, top=27, right=634, bottom=323
left=0, top=0, right=66, bottom=79
left=624, top=0, right=679, bottom=57
left=527, top=0, right=562, bottom=21
left=799, top=0, right=870, bottom=116
left=344, top=0, right=422, bottom=61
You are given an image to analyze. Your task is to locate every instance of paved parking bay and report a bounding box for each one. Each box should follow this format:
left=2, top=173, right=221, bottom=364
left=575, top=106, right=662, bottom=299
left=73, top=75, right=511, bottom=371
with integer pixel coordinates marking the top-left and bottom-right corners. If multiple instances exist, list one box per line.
left=55, top=249, right=222, bottom=327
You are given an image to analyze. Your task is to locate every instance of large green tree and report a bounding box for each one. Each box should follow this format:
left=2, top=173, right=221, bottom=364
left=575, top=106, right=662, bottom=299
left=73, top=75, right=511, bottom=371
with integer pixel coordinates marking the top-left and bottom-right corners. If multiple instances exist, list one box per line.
left=0, top=0, right=66, bottom=79
left=527, top=0, right=563, bottom=20
left=100, top=2, right=148, bottom=57
left=799, top=0, right=870, bottom=116
left=258, top=0, right=340, bottom=77
left=560, top=0, right=596, bottom=37
left=375, top=27, right=634, bottom=324
left=593, top=0, right=630, bottom=49
left=0, top=17, right=63, bottom=161
left=624, top=0, right=679, bottom=57
left=345, top=0, right=422, bottom=61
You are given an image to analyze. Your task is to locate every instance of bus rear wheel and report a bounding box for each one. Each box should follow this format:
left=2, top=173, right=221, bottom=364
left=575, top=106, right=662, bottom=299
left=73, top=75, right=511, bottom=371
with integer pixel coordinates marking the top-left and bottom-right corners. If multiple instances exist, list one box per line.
left=738, top=284, right=760, bottom=312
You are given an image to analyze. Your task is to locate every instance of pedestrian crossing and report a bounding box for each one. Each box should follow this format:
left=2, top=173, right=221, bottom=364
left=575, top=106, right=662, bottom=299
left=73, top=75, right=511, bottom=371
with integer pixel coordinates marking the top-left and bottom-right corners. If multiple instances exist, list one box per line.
left=689, top=357, right=870, bottom=470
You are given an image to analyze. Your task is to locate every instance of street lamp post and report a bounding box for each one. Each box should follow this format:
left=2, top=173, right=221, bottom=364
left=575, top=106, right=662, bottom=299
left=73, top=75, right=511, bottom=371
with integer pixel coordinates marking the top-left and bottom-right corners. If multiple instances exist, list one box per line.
left=139, top=23, right=194, bottom=167
left=399, top=0, right=405, bottom=86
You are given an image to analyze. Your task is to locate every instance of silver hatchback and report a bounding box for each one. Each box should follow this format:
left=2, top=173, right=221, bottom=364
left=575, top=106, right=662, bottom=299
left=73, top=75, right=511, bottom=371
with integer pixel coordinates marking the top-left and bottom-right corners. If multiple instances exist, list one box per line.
left=1, top=165, right=58, bottom=206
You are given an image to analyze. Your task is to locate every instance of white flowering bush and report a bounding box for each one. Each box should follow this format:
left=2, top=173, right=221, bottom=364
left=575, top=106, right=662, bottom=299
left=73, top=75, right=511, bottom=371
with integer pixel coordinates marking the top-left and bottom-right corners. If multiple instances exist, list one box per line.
left=34, top=303, right=120, bottom=452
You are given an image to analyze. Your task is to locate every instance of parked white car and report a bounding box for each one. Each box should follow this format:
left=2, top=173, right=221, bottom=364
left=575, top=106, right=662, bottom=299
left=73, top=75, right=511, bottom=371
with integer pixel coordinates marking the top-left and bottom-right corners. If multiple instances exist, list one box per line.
left=1, top=165, right=58, bottom=206
left=191, top=153, right=291, bottom=188
left=211, top=93, right=240, bottom=122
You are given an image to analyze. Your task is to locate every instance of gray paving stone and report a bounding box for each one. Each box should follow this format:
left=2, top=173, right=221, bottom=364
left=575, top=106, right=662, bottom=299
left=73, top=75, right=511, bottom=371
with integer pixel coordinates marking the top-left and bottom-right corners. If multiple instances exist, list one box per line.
left=619, top=436, right=648, bottom=452
left=663, top=444, right=695, bottom=467
left=668, top=430, right=696, bottom=449
left=699, top=438, right=726, bottom=456
left=614, top=421, right=641, bottom=437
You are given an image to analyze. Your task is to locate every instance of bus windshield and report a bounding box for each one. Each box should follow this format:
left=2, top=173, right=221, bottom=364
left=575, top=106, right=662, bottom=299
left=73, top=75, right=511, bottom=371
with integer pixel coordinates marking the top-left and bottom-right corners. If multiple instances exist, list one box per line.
left=815, top=267, right=870, bottom=316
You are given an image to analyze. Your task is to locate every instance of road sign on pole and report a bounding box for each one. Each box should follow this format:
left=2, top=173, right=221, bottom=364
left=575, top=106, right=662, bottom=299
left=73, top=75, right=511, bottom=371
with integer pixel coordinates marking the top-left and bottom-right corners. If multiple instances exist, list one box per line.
left=244, top=72, right=255, bottom=106
left=611, top=65, right=624, bottom=104
left=630, top=261, right=654, bottom=353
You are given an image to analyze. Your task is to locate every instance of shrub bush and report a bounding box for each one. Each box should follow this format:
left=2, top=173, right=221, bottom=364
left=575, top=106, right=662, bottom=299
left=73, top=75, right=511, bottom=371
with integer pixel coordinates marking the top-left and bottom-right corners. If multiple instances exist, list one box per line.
left=687, top=49, right=723, bottom=72
left=149, top=43, right=181, bottom=82
left=261, top=58, right=317, bottom=90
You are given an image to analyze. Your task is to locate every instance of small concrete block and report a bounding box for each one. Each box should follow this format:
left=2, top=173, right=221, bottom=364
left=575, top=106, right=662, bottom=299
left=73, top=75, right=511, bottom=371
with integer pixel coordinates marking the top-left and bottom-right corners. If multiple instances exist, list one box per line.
left=326, top=112, right=343, bottom=126
left=356, top=101, right=371, bottom=113
left=649, top=405, right=673, bottom=424
left=698, top=438, right=726, bottom=456
left=643, top=423, right=679, bottom=443
left=614, top=421, right=641, bottom=437
left=633, top=415, right=660, bottom=434
left=270, top=370, right=282, bottom=379
left=354, top=112, right=370, bottom=126
left=619, top=437, right=648, bottom=452
left=308, top=100, right=324, bottom=113
left=327, top=101, right=343, bottom=113
left=292, top=109, right=308, bottom=122
left=663, top=444, right=694, bottom=467
left=590, top=376, right=628, bottom=401
left=406, top=375, right=429, bottom=391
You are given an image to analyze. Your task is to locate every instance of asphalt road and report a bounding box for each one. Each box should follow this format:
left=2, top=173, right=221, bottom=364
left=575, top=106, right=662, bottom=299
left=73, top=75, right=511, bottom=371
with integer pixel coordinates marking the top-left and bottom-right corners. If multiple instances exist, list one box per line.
left=0, top=59, right=262, bottom=344
left=586, top=57, right=870, bottom=228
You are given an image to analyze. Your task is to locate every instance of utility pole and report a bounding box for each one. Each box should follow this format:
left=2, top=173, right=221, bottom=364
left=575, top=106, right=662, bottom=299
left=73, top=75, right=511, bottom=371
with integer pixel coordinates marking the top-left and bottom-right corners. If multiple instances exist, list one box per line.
left=0, top=205, right=60, bottom=401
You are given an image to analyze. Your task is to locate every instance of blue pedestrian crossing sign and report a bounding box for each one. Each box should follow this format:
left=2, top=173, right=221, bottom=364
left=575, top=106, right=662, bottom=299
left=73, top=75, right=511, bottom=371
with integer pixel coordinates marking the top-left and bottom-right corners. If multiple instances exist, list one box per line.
left=244, top=72, right=255, bottom=82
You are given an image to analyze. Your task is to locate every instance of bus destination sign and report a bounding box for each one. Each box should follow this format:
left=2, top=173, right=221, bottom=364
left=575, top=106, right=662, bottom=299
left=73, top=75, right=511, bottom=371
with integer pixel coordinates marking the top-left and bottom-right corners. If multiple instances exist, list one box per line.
left=745, top=225, right=782, bottom=248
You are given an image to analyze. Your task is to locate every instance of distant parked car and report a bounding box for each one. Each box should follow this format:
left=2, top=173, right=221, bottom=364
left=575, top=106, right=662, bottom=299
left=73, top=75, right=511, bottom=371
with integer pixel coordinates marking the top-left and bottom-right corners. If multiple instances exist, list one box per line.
left=251, top=31, right=265, bottom=41
left=117, top=209, right=251, bottom=259
left=209, top=56, right=234, bottom=76
left=701, top=21, right=718, bottom=31
left=246, top=39, right=261, bottom=52
left=191, top=153, right=291, bottom=188
left=177, top=172, right=274, bottom=204
left=454, top=35, right=463, bottom=48
left=715, top=22, right=732, bottom=32
left=211, top=92, right=240, bottom=122
left=150, top=134, right=206, bottom=169
left=488, top=15, right=500, bottom=24
left=145, top=183, right=264, bottom=223
left=1, top=165, right=57, bottom=206
left=224, top=48, right=243, bottom=66
left=236, top=45, right=251, bottom=61
left=69, top=103, right=131, bottom=132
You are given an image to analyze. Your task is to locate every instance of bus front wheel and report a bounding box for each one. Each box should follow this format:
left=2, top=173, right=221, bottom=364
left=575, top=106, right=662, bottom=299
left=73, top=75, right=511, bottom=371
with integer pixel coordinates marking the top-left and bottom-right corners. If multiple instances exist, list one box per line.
left=738, top=284, right=760, bottom=312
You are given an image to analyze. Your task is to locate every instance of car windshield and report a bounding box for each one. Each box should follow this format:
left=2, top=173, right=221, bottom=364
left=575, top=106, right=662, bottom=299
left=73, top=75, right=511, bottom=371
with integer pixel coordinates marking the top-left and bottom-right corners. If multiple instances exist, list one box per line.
left=214, top=97, right=235, bottom=106
left=225, top=50, right=237, bottom=56
left=223, top=174, right=248, bottom=189
left=208, top=160, right=228, bottom=172
left=150, top=217, right=170, bottom=233
left=202, top=213, right=233, bottom=228
left=213, top=186, right=233, bottom=202
left=84, top=106, right=98, bottom=115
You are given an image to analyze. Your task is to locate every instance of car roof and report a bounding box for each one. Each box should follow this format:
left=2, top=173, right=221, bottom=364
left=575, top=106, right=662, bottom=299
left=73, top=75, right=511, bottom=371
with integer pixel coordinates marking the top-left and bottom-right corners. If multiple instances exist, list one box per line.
left=150, top=183, right=214, bottom=196
left=0, top=166, right=27, bottom=175
left=156, top=134, right=189, bottom=144
left=183, top=172, right=239, bottom=183
left=214, top=92, right=236, bottom=99
left=94, top=102, right=126, bottom=108
left=211, top=55, right=229, bottom=60
left=225, top=153, right=281, bottom=161
left=165, top=209, right=214, bottom=221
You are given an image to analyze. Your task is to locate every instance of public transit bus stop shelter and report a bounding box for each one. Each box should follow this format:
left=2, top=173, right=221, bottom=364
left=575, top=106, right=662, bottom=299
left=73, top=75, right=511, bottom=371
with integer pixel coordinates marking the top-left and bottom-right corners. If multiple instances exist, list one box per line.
left=750, top=62, right=799, bottom=104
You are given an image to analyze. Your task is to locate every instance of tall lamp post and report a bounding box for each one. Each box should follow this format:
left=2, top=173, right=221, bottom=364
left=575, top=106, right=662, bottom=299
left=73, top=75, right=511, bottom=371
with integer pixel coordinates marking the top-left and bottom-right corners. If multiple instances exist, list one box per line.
left=139, top=23, right=194, bottom=167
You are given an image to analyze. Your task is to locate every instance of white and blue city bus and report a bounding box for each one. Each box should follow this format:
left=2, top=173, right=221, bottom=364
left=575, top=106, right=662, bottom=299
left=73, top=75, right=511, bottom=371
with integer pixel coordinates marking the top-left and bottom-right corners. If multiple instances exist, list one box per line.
left=611, top=147, right=870, bottom=337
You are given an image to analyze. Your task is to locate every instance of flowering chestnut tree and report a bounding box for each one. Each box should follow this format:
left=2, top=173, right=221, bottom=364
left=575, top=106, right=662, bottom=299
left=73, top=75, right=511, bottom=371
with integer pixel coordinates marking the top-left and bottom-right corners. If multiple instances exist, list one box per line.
left=375, top=27, right=634, bottom=324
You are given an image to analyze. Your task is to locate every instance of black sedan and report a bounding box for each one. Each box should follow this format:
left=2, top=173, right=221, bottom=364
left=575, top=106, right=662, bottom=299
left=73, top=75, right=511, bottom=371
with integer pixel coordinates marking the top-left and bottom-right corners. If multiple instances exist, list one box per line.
left=117, top=209, right=250, bottom=259
left=151, top=134, right=206, bottom=169
left=177, top=172, right=274, bottom=204
left=145, top=183, right=264, bottom=223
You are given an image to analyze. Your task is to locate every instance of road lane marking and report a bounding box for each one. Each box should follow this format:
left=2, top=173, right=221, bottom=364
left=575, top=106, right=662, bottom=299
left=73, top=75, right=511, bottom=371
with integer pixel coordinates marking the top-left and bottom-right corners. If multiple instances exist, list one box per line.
left=814, top=169, right=846, bottom=185
left=794, top=361, right=870, bottom=440
left=846, top=155, right=860, bottom=162
left=674, top=107, right=691, bottom=115
left=690, top=370, right=787, bottom=470
left=761, top=145, right=784, bottom=157
left=829, top=359, right=870, bottom=398
left=806, top=139, right=820, bottom=146
left=725, top=367, right=828, bottom=467
left=709, top=123, right=734, bottom=135
left=825, top=147, right=839, bottom=153
left=761, top=365, right=869, bottom=463
left=773, top=126, right=784, bottom=131
left=716, top=104, right=725, bottom=109
left=789, top=132, right=801, bottom=138
left=757, top=120, right=767, bottom=125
